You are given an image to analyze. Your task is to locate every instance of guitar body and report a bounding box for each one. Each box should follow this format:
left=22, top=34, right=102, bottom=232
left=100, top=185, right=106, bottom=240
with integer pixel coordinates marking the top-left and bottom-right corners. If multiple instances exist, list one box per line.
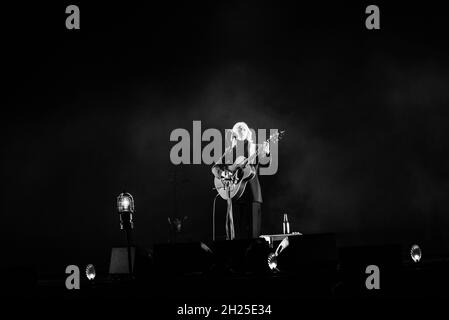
left=214, top=156, right=256, bottom=200
left=212, top=130, right=284, bottom=201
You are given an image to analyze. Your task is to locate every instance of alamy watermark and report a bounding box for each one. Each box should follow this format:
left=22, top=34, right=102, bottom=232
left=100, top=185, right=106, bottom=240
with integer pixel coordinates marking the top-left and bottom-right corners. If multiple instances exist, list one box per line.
left=169, top=121, right=279, bottom=175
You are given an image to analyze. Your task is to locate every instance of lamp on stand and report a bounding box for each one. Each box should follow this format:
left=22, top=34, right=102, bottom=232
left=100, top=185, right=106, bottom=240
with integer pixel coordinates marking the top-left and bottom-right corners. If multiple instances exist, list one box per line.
left=117, top=191, right=135, bottom=278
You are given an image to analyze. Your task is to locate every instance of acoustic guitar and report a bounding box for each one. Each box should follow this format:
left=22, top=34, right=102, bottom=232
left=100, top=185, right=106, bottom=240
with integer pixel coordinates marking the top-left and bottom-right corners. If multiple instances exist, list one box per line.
left=213, top=130, right=284, bottom=200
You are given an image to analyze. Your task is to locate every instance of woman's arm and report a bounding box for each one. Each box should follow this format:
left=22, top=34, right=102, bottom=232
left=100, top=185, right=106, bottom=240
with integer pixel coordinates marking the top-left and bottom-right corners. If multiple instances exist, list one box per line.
left=257, top=141, right=271, bottom=167
left=212, top=163, right=226, bottom=179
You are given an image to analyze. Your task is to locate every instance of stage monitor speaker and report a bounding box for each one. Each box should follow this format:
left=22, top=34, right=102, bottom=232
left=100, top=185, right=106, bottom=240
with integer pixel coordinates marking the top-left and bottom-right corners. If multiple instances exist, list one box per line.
left=212, top=238, right=270, bottom=274
left=109, top=246, right=153, bottom=278
left=2, top=266, right=37, bottom=296
left=153, top=242, right=213, bottom=275
left=277, top=233, right=337, bottom=273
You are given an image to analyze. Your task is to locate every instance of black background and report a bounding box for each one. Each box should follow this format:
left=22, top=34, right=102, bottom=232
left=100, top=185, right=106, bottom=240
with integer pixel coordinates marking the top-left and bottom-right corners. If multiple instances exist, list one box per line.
left=2, top=1, right=449, bottom=276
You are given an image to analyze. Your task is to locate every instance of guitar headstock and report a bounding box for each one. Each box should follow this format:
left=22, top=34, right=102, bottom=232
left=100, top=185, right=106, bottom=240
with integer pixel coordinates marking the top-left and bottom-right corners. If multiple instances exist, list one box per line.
left=268, top=130, right=285, bottom=144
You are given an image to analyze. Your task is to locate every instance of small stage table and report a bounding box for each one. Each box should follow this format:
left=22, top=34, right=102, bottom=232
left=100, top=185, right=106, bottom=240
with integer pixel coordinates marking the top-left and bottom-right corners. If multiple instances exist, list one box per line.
left=260, top=232, right=302, bottom=249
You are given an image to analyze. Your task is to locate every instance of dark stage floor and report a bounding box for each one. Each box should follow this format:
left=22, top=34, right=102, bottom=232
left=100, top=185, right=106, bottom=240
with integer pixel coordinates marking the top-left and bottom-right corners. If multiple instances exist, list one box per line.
left=4, top=241, right=449, bottom=302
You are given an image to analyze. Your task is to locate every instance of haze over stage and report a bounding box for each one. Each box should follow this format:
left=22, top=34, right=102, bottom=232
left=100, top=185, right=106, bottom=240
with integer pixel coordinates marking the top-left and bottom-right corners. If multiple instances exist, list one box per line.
left=2, top=2, right=449, bottom=304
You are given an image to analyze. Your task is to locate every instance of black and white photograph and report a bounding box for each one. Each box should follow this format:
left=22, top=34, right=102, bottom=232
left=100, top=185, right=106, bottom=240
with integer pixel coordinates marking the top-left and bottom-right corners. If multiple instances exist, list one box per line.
left=2, top=1, right=449, bottom=316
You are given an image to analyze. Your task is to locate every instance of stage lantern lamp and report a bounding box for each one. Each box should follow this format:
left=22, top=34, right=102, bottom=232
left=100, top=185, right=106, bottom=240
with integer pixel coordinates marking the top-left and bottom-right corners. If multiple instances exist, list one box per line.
left=116, top=191, right=136, bottom=277
left=85, top=264, right=96, bottom=280
left=410, top=244, right=422, bottom=263
left=117, top=192, right=134, bottom=213
left=117, top=192, right=134, bottom=230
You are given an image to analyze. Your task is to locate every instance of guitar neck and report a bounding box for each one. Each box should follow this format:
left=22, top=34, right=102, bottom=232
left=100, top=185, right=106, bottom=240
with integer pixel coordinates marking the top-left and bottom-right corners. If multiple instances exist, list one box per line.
left=217, top=131, right=283, bottom=166
left=246, top=137, right=274, bottom=164
left=246, top=131, right=283, bottom=164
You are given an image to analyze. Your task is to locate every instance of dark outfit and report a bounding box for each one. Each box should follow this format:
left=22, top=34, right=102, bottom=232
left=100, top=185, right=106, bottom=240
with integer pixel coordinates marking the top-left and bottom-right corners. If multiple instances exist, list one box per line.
left=212, top=139, right=270, bottom=239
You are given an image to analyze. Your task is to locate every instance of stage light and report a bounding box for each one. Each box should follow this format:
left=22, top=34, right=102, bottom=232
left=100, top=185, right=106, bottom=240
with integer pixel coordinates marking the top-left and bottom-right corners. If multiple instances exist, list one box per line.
left=116, top=191, right=135, bottom=277
left=267, top=253, right=278, bottom=270
left=267, top=237, right=289, bottom=272
left=117, top=192, right=134, bottom=213
left=153, top=242, right=214, bottom=275
left=122, top=197, right=130, bottom=210
left=85, top=264, right=96, bottom=280
left=410, top=244, right=422, bottom=263
left=117, top=192, right=134, bottom=230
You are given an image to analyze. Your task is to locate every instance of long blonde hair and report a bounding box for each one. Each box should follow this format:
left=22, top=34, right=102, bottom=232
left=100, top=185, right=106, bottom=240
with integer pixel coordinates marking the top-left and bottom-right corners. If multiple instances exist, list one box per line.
left=230, top=122, right=256, bottom=162
left=231, top=121, right=254, bottom=144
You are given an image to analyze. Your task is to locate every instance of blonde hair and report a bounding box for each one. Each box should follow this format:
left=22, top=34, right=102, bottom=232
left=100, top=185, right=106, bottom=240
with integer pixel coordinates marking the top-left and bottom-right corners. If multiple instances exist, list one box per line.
left=231, top=121, right=254, bottom=144
left=230, top=122, right=256, bottom=162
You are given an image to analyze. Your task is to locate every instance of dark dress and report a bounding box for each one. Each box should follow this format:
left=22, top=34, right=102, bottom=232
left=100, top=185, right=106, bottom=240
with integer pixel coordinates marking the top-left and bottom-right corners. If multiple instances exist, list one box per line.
left=212, top=139, right=269, bottom=239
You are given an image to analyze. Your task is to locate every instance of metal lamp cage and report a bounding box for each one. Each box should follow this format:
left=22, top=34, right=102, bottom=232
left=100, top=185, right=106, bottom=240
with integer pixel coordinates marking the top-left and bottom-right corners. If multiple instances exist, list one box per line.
left=117, top=192, right=135, bottom=213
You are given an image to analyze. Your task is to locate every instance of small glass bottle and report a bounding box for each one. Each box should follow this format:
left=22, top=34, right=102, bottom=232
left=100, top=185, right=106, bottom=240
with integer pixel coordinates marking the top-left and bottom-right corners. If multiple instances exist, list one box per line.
left=282, top=213, right=290, bottom=234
